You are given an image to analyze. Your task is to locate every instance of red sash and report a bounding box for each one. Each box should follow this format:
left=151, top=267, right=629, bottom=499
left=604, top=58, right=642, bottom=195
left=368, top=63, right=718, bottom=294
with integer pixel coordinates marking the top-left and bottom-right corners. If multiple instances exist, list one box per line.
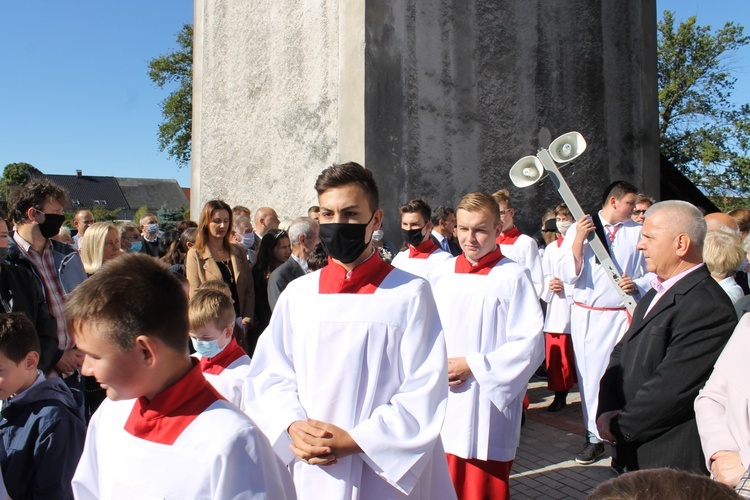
left=496, top=226, right=521, bottom=245
left=408, top=239, right=440, bottom=259
left=320, top=252, right=393, bottom=294
left=199, top=338, right=247, bottom=375
left=455, top=247, right=504, bottom=276
left=124, top=359, right=225, bottom=445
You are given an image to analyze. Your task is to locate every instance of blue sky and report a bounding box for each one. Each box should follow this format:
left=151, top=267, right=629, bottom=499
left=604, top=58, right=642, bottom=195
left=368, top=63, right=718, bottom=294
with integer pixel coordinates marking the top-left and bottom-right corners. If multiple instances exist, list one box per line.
left=0, top=2, right=747, bottom=189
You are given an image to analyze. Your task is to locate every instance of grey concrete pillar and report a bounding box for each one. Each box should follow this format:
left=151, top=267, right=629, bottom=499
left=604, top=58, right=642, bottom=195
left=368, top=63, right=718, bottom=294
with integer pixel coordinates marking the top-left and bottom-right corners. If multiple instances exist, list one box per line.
left=193, top=0, right=659, bottom=236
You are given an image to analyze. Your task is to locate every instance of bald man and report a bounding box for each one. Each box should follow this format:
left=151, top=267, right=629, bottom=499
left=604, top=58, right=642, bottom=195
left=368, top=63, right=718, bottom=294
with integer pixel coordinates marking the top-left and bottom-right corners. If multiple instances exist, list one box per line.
left=705, top=212, right=740, bottom=236
left=253, top=207, right=280, bottom=241
left=72, top=210, right=94, bottom=248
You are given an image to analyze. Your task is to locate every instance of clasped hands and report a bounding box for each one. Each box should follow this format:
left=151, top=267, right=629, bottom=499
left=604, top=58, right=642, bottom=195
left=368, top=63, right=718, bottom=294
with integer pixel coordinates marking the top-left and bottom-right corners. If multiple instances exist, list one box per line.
left=288, top=418, right=361, bottom=466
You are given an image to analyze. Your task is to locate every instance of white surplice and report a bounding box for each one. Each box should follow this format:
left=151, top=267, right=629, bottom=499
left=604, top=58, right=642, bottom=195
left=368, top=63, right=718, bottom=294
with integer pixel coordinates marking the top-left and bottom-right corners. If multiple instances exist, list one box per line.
left=72, top=398, right=296, bottom=500
left=555, top=214, right=652, bottom=438
left=499, top=234, right=544, bottom=297
left=541, top=239, right=573, bottom=334
left=429, top=256, right=544, bottom=461
left=391, top=247, right=452, bottom=279
left=192, top=352, right=251, bottom=411
left=245, top=267, right=455, bottom=499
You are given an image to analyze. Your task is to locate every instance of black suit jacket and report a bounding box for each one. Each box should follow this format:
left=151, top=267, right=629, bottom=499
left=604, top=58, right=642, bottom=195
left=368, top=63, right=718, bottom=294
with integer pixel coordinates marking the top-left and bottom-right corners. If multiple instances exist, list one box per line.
left=598, top=265, right=737, bottom=474
left=430, top=234, right=461, bottom=257
left=267, top=257, right=306, bottom=311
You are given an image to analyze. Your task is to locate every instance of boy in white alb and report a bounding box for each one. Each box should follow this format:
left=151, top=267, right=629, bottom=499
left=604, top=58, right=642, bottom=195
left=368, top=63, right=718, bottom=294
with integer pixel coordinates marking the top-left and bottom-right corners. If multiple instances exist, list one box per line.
left=429, top=192, right=544, bottom=500
left=541, top=204, right=577, bottom=412
left=67, top=254, right=295, bottom=499
left=492, top=189, right=544, bottom=297
left=556, top=180, right=652, bottom=465
left=246, top=162, right=456, bottom=499
left=391, top=198, right=452, bottom=279
left=189, top=289, right=251, bottom=410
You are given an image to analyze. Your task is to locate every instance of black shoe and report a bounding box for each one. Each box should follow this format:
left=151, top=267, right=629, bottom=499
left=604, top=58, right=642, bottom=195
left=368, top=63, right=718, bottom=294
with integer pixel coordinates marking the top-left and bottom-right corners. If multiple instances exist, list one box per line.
left=610, top=458, right=625, bottom=475
left=547, top=397, right=567, bottom=412
left=575, top=442, right=606, bottom=465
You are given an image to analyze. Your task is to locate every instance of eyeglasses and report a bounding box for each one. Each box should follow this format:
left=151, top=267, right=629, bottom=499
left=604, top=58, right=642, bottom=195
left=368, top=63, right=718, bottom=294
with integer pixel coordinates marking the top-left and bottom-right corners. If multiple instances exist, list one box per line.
left=499, top=209, right=512, bottom=215
left=632, top=210, right=646, bottom=216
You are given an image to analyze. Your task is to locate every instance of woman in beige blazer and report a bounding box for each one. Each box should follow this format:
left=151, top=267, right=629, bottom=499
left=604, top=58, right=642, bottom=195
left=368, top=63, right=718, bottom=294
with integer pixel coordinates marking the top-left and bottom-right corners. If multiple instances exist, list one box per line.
left=186, top=200, right=255, bottom=333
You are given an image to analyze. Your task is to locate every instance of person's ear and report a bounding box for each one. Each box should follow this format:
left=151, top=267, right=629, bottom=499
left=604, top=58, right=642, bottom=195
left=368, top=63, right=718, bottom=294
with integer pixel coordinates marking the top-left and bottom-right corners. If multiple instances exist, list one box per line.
left=425, top=221, right=433, bottom=233
left=135, top=336, right=158, bottom=368
left=224, top=325, right=234, bottom=340
left=495, top=222, right=502, bottom=238
left=675, top=233, right=690, bottom=257
left=24, top=351, right=40, bottom=371
left=372, top=209, right=384, bottom=231
left=26, top=207, right=39, bottom=222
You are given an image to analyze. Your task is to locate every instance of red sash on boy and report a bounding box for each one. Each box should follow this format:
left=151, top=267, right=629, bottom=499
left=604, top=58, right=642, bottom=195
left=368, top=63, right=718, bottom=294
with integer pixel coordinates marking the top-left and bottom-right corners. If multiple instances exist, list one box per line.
left=455, top=247, right=504, bottom=276
left=320, top=251, right=393, bottom=294
left=200, top=338, right=247, bottom=375
left=408, top=239, right=439, bottom=259
left=124, top=359, right=225, bottom=445
left=495, top=226, right=521, bottom=245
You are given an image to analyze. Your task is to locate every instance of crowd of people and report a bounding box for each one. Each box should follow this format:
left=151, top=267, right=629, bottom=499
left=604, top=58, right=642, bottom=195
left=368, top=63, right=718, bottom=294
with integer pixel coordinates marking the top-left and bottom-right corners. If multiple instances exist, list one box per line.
left=2, top=167, right=750, bottom=499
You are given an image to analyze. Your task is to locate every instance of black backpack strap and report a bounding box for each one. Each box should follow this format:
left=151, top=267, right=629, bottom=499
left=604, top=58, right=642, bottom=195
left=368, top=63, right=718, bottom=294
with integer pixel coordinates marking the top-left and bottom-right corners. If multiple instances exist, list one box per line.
left=591, top=213, right=613, bottom=264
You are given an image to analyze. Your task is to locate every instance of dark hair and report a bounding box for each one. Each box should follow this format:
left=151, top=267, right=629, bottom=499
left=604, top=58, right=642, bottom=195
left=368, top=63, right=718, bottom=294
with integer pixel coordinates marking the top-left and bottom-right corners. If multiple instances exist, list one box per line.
left=315, top=162, right=379, bottom=211
left=181, top=227, right=197, bottom=250
left=554, top=203, right=572, bottom=218
left=195, top=200, right=233, bottom=251
left=728, top=208, right=750, bottom=235
left=307, top=205, right=320, bottom=216
left=0, top=313, right=40, bottom=363
left=431, top=205, right=455, bottom=226
left=161, top=230, right=187, bottom=266
left=399, top=199, right=432, bottom=225
left=307, top=243, right=329, bottom=272
left=587, top=468, right=740, bottom=499
left=255, top=229, right=289, bottom=279
left=601, top=180, right=638, bottom=207
left=65, top=253, right=189, bottom=352
left=175, top=219, right=197, bottom=232
left=8, top=179, right=69, bottom=226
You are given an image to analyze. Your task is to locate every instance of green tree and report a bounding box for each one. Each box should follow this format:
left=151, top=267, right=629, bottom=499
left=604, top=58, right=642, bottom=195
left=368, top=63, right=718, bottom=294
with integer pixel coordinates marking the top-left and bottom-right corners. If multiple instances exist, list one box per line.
left=658, top=11, right=750, bottom=198
left=156, top=202, right=185, bottom=231
left=133, top=205, right=151, bottom=226
left=1, top=162, right=42, bottom=200
left=148, top=24, right=192, bottom=168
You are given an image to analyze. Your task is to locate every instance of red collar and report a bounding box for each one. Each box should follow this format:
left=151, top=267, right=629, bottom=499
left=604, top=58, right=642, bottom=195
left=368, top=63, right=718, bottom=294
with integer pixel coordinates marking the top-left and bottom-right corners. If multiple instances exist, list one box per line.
left=556, top=236, right=564, bottom=247
left=124, top=359, right=225, bottom=445
left=408, top=239, right=439, bottom=259
left=496, top=226, right=521, bottom=245
left=455, top=246, right=504, bottom=275
left=199, top=338, right=247, bottom=375
left=319, top=251, right=393, bottom=294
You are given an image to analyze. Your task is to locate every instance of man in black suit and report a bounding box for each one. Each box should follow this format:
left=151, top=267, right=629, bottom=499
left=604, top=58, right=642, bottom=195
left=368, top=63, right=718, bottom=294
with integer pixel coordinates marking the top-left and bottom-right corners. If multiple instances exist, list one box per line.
left=597, top=200, right=737, bottom=475
left=267, top=217, right=319, bottom=310
left=430, top=205, right=461, bottom=256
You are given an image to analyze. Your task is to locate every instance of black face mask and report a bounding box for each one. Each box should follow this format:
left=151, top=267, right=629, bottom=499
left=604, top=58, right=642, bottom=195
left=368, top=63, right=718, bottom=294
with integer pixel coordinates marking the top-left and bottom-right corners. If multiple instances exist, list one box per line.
left=36, top=211, right=66, bottom=240
left=401, top=226, right=426, bottom=247
left=318, top=212, right=376, bottom=264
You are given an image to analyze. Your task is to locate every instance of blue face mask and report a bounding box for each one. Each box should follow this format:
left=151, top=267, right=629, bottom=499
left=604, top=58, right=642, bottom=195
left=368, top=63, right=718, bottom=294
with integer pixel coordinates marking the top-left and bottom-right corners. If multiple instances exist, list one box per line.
left=146, top=222, right=159, bottom=235
left=129, top=241, right=142, bottom=253
left=191, top=336, right=227, bottom=359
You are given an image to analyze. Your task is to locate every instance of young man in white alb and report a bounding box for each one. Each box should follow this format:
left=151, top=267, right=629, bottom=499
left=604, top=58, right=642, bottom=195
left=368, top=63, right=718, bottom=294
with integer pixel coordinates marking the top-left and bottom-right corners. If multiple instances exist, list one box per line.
left=391, top=198, right=452, bottom=279
left=430, top=192, right=544, bottom=499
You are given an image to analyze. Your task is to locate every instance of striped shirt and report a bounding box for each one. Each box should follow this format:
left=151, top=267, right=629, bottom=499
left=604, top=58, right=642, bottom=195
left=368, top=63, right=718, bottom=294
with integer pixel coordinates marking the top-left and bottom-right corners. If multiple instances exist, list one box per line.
left=13, top=233, right=73, bottom=349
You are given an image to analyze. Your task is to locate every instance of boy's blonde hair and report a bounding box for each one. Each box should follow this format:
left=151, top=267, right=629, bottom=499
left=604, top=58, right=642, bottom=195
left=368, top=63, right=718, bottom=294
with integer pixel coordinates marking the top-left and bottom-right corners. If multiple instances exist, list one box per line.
left=491, top=189, right=512, bottom=209
left=457, top=192, right=501, bottom=226
left=197, top=280, right=231, bottom=294
left=189, top=289, right=236, bottom=332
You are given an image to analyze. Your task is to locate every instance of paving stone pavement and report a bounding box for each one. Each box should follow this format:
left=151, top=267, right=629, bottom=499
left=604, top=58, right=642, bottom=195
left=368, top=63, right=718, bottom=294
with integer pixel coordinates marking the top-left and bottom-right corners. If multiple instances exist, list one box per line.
left=510, top=380, right=617, bottom=499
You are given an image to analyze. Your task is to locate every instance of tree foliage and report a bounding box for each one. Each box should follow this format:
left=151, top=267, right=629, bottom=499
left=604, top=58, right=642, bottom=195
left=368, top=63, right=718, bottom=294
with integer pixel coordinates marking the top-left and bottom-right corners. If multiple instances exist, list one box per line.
left=148, top=24, right=192, bottom=168
left=658, top=11, right=750, bottom=197
left=133, top=205, right=151, bottom=226
left=1, top=162, right=42, bottom=200
left=156, top=202, right=185, bottom=231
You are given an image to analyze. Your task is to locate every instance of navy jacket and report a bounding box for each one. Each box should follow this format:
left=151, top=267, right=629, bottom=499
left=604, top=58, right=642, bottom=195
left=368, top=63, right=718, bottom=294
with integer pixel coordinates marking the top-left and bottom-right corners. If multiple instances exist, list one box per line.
left=0, top=377, right=86, bottom=499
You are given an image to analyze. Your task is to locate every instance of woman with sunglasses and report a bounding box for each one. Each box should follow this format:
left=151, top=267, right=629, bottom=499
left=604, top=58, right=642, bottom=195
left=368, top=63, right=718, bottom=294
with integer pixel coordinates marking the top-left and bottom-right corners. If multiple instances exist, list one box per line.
left=249, top=228, right=291, bottom=354
left=186, top=200, right=255, bottom=351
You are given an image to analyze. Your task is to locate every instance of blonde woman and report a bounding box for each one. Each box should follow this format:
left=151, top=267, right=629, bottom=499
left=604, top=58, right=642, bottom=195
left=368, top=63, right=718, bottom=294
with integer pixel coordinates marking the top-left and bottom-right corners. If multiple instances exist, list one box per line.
left=79, top=222, right=121, bottom=276
left=704, top=230, right=745, bottom=304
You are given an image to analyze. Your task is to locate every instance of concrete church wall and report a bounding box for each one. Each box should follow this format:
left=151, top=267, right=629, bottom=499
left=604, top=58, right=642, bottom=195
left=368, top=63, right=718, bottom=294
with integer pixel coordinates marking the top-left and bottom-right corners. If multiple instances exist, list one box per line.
left=193, top=0, right=659, bottom=237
